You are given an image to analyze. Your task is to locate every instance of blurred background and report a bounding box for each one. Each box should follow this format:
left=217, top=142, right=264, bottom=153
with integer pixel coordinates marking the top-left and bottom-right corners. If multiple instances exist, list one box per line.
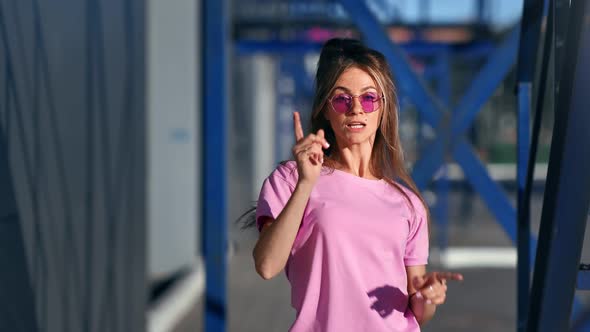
left=0, top=0, right=589, bottom=331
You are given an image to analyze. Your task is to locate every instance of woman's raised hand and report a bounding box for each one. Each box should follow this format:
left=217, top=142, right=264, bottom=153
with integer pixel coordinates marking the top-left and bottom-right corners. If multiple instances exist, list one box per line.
left=292, top=112, right=330, bottom=187
left=412, top=271, right=464, bottom=306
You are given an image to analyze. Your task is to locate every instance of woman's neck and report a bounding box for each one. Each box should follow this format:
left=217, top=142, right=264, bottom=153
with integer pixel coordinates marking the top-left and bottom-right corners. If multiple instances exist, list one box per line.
left=331, top=145, right=377, bottom=179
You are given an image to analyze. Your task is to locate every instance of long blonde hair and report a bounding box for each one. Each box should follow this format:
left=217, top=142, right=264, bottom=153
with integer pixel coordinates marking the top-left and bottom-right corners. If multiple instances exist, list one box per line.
left=239, top=38, right=429, bottom=229
left=311, top=38, right=428, bottom=218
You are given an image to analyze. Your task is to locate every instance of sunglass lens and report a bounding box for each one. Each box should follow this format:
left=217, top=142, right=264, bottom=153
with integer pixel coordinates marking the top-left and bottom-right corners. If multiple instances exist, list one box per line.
left=360, top=93, right=379, bottom=112
left=332, top=94, right=352, bottom=113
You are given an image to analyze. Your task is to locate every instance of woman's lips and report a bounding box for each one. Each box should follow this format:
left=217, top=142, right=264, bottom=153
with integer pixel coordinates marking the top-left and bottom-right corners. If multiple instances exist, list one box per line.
left=345, top=122, right=366, bottom=131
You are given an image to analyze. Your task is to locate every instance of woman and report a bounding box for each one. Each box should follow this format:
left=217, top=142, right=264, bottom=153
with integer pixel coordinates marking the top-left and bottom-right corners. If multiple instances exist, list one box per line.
left=252, top=38, right=463, bottom=331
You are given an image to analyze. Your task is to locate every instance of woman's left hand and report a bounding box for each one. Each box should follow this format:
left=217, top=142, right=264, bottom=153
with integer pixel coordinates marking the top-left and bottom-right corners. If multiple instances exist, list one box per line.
left=412, top=271, right=464, bottom=305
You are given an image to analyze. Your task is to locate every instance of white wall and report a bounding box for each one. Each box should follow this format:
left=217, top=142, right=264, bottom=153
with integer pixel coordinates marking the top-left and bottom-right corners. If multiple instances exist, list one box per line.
left=147, top=0, right=200, bottom=280
left=251, top=56, right=277, bottom=199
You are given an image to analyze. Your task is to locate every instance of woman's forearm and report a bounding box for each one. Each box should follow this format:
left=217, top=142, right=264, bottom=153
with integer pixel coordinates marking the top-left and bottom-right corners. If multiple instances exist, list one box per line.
left=253, top=181, right=314, bottom=279
left=410, top=292, right=437, bottom=325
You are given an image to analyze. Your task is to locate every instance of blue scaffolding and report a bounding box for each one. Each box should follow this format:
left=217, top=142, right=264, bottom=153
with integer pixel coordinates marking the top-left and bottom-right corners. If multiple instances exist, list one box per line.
left=203, top=0, right=229, bottom=331
left=526, top=0, right=590, bottom=330
left=203, top=0, right=590, bottom=330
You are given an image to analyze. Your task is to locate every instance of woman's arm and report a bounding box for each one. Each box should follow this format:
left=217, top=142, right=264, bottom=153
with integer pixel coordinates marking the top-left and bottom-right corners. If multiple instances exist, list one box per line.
left=406, top=266, right=464, bottom=325
left=253, top=180, right=314, bottom=280
left=253, top=112, right=328, bottom=280
left=406, top=265, right=437, bottom=325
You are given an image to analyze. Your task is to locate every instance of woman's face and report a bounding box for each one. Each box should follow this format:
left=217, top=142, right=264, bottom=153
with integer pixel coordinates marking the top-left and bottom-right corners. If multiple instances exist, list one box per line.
left=325, top=66, right=382, bottom=148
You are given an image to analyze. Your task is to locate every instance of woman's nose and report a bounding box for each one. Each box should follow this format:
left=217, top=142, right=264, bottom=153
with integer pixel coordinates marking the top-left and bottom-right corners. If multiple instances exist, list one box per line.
left=348, top=97, right=364, bottom=114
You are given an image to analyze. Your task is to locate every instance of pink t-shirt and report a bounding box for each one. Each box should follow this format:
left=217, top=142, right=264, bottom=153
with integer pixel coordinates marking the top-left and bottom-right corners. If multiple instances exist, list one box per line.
left=256, top=161, right=429, bottom=332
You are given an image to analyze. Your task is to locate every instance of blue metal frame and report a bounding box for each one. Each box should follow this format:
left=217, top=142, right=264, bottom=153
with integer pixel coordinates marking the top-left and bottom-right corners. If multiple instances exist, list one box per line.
left=450, top=29, right=520, bottom=138
left=515, top=1, right=545, bottom=330
left=578, top=265, right=590, bottom=291
left=432, top=49, right=451, bottom=252
left=527, top=0, right=590, bottom=329
left=235, top=40, right=495, bottom=59
left=236, top=40, right=324, bottom=55
left=275, top=58, right=299, bottom=162
left=433, top=164, right=450, bottom=251
left=244, top=26, right=462, bottom=255
left=235, top=2, right=590, bottom=330
left=573, top=309, right=590, bottom=332
left=516, top=81, right=532, bottom=331
left=339, top=0, right=447, bottom=127
left=202, top=0, right=228, bottom=330
left=339, top=0, right=536, bottom=258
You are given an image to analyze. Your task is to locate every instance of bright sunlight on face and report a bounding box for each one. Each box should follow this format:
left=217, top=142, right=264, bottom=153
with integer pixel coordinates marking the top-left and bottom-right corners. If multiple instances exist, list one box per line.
left=326, top=66, right=382, bottom=149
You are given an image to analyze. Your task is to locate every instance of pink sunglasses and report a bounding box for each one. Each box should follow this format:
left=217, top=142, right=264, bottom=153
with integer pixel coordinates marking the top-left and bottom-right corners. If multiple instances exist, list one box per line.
left=329, top=92, right=384, bottom=114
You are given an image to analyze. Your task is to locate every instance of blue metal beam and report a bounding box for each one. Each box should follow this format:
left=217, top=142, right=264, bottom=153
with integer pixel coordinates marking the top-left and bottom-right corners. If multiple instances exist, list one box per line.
left=435, top=50, right=451, bottom=106
left=235, top=39, right=495, bottom=59
left=516, top=0, right=545, bottom=83
left=515, top=3, right=545, bottom=330
left=338, top=0, right=537, bottom=255
left=339, top=0, right=447, bottom=128
left=412, top=28, right=519, bottom=192
left=283, top=56, right=314, bottom=97
left=434, top=164, right=450, bottom=251
left=516, top=82, right=532, bottom=332
left=451, top=28, right=520, bottom=136
left=453, top=140, right=517, bottom=245
left=429, top=49, right=452, bottom=252
left=573, top=309, right=590, bottom=332
left=202, top=0, right=228, bottom=330
left=235, top=40, right=324, bottom=55
left=519, top=0, right=553, bottom=328
left=527, top=0, right=590, bottom=329
left=412, top=138, right=445, bottom=190
left=578, top=265, right=590, bottom=290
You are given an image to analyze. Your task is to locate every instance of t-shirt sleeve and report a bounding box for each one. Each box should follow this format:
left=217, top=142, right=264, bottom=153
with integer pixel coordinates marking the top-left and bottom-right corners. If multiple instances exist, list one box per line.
left=404, top=199, right=429, bottom=266
left=255, top=168, right=296, bottom=232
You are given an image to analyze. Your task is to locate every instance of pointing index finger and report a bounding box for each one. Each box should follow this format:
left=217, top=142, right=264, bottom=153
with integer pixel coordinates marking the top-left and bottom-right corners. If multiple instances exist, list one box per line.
left=316, top=129, right=330, bottom=148
left=436, top=272, right=464, bottom=282
left=293, top=112, right=304, bottom=142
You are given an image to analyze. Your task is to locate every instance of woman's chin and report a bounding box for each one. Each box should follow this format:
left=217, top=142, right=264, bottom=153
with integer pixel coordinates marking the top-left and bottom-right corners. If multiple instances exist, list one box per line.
left=339, top=136, right=374, bottom=147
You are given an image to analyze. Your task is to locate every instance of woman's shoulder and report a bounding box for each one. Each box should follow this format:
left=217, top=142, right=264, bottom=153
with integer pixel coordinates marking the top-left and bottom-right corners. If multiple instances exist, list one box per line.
left=268, top=160, right=299, bottom=187
left=389, top=181, right=427, bottom=217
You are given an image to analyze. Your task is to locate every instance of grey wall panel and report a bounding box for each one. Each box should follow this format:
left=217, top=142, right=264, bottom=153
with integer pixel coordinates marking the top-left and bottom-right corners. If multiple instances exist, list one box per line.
left=0, top=127, right=38, bottom=332
left=250, top=55, right=276, bottom=200
left=147, top=0, right=199, bottom=281
left=0, top=1, right=146, bottom=331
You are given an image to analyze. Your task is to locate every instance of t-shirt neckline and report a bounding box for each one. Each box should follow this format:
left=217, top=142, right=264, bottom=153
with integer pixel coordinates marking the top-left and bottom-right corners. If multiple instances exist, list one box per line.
left=330, top=168, right=386, bottom=184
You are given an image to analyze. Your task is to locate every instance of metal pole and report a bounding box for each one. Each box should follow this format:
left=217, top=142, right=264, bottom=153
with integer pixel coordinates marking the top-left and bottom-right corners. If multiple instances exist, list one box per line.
left=202, top=0, right=228, bottom=330
left=434, top=49, right=451, bottom=253
left=516, top=81, right=531, bottom=332
left=515, top=3, right=545, bottom=327
left=516, top=0, right=549, bottom=330
left=527, top=0, right=590, bottom=330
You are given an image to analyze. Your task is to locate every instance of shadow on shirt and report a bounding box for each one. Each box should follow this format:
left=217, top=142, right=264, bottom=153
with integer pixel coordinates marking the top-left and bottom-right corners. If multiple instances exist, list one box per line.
left=367, top=285, right=407, bottom=318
